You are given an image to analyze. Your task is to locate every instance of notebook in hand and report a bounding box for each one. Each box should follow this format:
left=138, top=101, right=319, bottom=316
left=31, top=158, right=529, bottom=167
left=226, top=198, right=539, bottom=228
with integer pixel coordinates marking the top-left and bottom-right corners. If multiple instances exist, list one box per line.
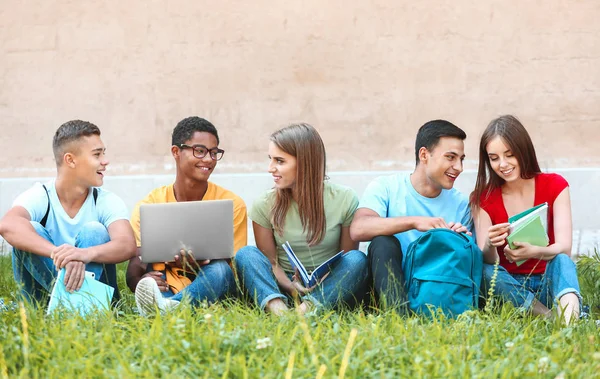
left=281, top=241, right=343, bottom=287
left=47, top=269, right=114, bottom=315
left=506, top=202, right=549, bottom=266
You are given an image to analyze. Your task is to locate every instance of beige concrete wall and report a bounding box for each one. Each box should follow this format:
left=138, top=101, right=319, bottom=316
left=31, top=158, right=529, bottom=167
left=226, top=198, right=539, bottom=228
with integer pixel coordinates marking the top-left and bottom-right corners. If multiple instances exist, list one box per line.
left=1, top=1, right=599, bottom=178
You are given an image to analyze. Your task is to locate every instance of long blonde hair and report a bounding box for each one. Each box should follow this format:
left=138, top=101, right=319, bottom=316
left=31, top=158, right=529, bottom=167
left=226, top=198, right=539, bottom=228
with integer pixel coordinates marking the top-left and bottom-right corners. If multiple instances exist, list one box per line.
left=270, top=123, right=327, bottom=246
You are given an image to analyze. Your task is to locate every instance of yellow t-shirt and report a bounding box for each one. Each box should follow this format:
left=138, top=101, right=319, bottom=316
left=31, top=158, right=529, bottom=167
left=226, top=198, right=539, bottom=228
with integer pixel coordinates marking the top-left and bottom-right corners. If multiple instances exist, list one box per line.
left=130, top=182, right=247, bottom=293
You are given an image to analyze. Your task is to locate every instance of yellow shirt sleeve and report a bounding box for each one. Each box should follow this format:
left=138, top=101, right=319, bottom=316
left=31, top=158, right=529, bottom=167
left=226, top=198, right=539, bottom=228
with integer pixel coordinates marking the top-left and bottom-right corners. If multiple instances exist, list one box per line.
left=130, top=186, right=171, bottom=248
left=130, top=201, right=143, bottom=248
left=232, top=196, right=248, bottom=253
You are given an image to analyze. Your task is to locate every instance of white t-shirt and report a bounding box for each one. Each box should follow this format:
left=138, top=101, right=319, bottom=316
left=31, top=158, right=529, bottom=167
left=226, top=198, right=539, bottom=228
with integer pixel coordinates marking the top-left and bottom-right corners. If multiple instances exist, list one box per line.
left=13, top=181, right=129, bottom=246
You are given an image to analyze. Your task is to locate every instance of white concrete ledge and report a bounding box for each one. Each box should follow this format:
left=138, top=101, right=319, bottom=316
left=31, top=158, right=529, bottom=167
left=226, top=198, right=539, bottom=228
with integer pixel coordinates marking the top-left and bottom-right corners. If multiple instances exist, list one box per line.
left=1, top=169, right=599, bottom=254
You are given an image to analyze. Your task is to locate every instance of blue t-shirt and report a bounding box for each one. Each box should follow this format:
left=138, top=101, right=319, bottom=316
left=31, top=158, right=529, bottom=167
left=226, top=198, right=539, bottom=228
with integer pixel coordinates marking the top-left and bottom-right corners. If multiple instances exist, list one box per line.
left=359, top=172, right=472, bottom=253
left=13, top=181, right=129, bottom=247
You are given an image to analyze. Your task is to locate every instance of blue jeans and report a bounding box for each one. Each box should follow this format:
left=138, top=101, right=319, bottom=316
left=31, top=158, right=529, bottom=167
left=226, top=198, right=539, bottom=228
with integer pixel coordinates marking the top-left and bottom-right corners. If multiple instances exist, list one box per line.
left=234, top=246, right=369, bottom=310
left=482, top=253, right=582, bottom=312
left=12, top=221, right=118, bottom=304
left=162, top=260, right=236, bottom=306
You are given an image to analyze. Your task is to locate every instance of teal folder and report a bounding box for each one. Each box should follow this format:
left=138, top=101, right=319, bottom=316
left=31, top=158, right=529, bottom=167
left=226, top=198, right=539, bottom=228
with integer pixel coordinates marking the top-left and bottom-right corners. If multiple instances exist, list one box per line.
left=508, top=202, right=548, bottom=224
left=47, top=269, right=114, bottom=315
left=506, top=203, right=549, bottom=266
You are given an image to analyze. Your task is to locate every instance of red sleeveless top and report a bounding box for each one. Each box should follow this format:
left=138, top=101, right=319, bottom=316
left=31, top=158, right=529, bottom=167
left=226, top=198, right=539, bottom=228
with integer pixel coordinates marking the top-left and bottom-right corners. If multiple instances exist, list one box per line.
left=480, top=173, right=569, bottom=275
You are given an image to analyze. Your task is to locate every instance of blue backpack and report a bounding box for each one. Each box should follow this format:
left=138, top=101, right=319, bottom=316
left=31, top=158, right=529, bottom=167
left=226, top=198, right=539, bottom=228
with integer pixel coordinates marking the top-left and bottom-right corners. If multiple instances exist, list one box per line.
left=403, top=229, right=483, bottom=318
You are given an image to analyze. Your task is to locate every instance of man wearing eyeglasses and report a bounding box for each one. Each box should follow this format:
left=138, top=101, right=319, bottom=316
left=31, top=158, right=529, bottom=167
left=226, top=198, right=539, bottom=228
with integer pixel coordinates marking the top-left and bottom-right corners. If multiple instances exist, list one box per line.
left=126, top=116, right=247, bottom=316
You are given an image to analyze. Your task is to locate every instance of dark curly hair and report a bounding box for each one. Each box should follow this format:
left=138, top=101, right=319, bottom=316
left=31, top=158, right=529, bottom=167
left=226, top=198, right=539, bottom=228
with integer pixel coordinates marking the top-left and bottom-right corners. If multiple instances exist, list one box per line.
left=171, top=117, right=220, bottom=146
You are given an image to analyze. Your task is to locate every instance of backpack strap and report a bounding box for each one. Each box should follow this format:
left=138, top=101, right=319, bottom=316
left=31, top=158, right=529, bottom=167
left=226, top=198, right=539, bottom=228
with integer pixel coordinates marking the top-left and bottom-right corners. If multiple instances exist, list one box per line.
left=40, top=187, right=98, bottom=227
left=40, top=184, right=51, bottom=227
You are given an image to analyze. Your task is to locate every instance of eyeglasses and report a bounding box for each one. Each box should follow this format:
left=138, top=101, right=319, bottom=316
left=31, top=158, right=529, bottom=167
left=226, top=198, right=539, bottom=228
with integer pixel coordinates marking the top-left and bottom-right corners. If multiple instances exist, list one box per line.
left=177, top=144, right=225, bottom=161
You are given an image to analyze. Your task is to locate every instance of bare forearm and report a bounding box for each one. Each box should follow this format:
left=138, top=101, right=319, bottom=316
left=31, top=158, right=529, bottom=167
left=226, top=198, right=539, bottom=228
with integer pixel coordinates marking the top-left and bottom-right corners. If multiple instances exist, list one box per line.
left=273, top=264, right=296, bottom=296
left=126, top=257, right=146, bottom=292
left=482, top=243, right=500, bottom=264
left=476, top=236, right=499, bottom=264
left=1, top=222, right=55, bottom=257
left=536, top=243, right=571, bottom=260
left=350, top=216, right=416, bottom=242
left=86, top=239, right=136, bottom=264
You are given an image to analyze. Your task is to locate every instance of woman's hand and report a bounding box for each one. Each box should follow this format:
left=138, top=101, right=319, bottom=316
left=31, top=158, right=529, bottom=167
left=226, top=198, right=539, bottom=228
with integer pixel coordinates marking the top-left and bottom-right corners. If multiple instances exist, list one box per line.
left=291, top=269, right=330, bottom=295
left=488, top=222, right=510, bottom=247
left=291, top=269, right=316, bottom=294
left=503, top=241, right=539, bottom=263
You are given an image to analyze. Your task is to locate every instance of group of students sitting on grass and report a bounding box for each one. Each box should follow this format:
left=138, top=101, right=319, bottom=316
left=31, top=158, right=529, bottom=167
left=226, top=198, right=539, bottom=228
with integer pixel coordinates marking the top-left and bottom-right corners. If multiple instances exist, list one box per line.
left=0, top=115, right=582, bottom=325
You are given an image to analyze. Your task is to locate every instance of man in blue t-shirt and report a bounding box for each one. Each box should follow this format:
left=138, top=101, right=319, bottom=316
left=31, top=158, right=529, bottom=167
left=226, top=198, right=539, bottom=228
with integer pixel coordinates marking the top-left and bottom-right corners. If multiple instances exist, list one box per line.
left=350, top=120, right=472, bottom=312
left=0, top=120, right=136, bottom=305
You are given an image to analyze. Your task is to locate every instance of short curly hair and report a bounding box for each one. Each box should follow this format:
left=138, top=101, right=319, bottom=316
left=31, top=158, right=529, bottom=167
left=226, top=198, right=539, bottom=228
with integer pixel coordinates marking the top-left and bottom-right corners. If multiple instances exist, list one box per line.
left=171, top=117, right=220, bottom=146
left=53, top=120, right=101, bottom=165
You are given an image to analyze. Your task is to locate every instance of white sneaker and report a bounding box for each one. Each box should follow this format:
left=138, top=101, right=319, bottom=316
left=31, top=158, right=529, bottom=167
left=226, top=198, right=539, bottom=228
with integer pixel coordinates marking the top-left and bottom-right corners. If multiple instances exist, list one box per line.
left=135, top=277, right=180, bottom=317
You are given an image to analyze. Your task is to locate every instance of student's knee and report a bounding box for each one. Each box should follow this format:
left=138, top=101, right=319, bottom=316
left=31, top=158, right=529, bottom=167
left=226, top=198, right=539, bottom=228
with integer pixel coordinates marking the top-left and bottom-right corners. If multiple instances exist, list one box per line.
left=234, top=246, right=267, bottom=271
left=343, top=250, right=369, bottom=275
left=76, top=222, right=110, bottom=248
left=549, top=253, right=573, bottom=267
left=368, top=235, right=402, bottom=261
left=211, top=260, right=235, bottom=283
left=29, top=221, right=45, bottom=235
left=29, top=221, right=52, bottom=242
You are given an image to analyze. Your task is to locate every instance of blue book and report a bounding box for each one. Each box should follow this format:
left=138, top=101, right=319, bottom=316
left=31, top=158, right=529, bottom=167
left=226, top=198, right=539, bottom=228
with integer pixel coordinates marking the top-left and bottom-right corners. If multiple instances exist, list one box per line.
left=281, top=241, right=343, bottom=287
left=47, top=269, right=114, bottom=316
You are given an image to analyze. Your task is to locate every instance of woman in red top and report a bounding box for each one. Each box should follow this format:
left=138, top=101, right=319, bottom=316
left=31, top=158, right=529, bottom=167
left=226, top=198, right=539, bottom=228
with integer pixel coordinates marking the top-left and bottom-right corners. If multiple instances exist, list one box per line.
left=471, top=115, right=581, bottom=325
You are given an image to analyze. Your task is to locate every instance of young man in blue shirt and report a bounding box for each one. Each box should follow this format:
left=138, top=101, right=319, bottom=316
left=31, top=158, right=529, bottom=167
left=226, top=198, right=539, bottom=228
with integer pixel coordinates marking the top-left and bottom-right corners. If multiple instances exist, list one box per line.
left=350, top=120, right=472, bottom=312
left=0, top=120, right=137, bottom=305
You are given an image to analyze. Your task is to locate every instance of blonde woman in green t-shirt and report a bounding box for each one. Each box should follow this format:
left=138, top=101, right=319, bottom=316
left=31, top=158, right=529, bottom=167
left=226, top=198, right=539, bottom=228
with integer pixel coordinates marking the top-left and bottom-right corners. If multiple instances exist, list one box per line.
left=234, top=123, right=369, bottom=315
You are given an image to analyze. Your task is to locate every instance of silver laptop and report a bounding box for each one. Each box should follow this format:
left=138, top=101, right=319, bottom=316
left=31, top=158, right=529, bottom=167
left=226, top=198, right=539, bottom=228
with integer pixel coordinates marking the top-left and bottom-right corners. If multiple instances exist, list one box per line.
left=139, top=199, right=234, bottom=263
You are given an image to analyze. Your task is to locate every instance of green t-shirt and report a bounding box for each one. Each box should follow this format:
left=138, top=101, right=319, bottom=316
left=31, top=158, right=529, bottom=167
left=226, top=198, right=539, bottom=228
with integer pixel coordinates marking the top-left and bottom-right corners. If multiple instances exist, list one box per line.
left=250, top=181, right=359, bottom=273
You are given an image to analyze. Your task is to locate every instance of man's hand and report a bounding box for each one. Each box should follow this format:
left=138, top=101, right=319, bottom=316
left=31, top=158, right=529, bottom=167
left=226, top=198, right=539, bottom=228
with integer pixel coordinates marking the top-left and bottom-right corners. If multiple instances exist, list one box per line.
left=140, top=271, right=169, bottom=292
left=63, top=261, right=86, bottom=293
left=448, top=222, right=472, bottom=236
left=488, top=223, right=511, bottom=247
left=503, top=241, right=539, bottom=263
left=171, top=249, right=210, bottom=270
left=412, top=217, right=449, bottom=232
left=52, top=244, right=91, bottom=269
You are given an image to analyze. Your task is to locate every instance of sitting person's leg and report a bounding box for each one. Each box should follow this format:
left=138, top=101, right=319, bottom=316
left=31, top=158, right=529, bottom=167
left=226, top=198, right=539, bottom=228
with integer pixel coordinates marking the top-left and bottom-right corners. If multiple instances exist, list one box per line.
left=368, top=235, right=406, bottom=312
left=234, top=246, right=288, bottom=313
left=12, top=221, right=57, bottom=303
left=170, top=260, right=235, bottom=306
left=74, top=221, right=110, bottom=279
left=135, top=260, right=236, bottom=316
left=73, top=221, right=120, bottom=300
left=305, top=249, right=369, bottom=310
left=482, top=263, right=550, bottom=316
left=538, top=253, right=582, bottom=325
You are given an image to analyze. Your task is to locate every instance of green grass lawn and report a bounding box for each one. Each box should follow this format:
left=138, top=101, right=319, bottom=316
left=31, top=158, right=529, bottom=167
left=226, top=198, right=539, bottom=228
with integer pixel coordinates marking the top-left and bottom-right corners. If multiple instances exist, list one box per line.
left=0, top=254, right=599, bottom=378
